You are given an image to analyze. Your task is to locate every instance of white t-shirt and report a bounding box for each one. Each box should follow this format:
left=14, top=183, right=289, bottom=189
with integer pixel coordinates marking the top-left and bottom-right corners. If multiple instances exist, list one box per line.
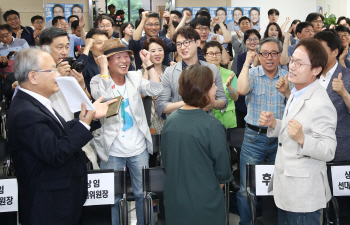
left=109, top=83, right=146, bottom=157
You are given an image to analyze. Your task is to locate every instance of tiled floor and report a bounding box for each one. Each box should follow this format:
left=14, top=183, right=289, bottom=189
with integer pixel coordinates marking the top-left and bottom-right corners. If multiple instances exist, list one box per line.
left=127, top=201, right=241, bottom=225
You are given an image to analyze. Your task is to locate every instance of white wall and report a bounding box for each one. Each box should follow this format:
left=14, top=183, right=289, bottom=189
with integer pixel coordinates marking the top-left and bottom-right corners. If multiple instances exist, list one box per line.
left=98, top=0, right=106, bottom=13
left=231, top=0, right=317, bottom=32
left=316, top=0, right=350, bottom=17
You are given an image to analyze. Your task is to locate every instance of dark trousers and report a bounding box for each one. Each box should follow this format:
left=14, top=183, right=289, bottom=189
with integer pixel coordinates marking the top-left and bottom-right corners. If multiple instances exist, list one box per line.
left=235, top=109, right=247, bottom=128
left=278, top=208, right=321, bottom=225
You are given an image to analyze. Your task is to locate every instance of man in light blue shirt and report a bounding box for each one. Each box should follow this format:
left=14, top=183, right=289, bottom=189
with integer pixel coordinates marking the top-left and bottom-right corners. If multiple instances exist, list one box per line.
left=0, top=24, right=29, bottom=75
left=52, top=16, right=86, bottom=58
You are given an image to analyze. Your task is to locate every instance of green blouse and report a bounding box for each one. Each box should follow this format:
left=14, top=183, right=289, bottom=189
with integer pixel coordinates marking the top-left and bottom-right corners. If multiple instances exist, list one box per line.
left=213, top=67, right=238, bottom=128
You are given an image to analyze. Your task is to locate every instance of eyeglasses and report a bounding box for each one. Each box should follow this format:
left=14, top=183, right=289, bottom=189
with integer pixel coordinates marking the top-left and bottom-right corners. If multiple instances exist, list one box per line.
left=259, top=51, right=280, bottom=58
left=288, top=57, right=312, bottom=69
left=206, top=52, right=222, bottom=57
left=176, top=40, right=195, bottom=48
left=34, top=21, right=44, bottom=24
left=195, top=26, right=209, bottom=32
left=247, top=38, right=259, bottom=42
left=145, top=23, right=160, bottom=27
left=339, top=34, right=349, bottom=38
left=33, top=69, right=58, bottom=74
left=6, top=16, right=19, bottom=22
left=98, top=24, right=112, bottom=29
left=303, top=29, right=314, bottom=34
left=0, top=33, right=10, bottom=39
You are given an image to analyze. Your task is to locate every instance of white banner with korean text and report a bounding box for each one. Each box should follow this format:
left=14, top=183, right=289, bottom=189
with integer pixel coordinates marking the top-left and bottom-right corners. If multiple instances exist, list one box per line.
left=331, top=166, right=350, bottom=196
left=255, top=165, right=274, bottom=196
left=0, top=178, right=18, bottom=212
left=84, top=172, right=115, bottom=206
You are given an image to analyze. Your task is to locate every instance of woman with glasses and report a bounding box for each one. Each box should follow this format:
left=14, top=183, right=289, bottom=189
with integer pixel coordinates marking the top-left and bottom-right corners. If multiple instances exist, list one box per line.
left=203, top=41, right=239, bottom=129
left=161, top=64, right=233, bottom=225
left=235, top=29, right=261, bottom=127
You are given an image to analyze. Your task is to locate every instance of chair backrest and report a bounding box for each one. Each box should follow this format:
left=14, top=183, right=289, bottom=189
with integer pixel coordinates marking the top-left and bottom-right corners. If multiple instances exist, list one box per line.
left=152, top=134, right=161, bottom=154
left=114, top=169, right=124, bottom=196
left=0, top=136, right=8, bottom=164
left=226, top=128, right=245, bottom=149
left=246, top=164, right=275, bottom=196
left=143, top=167, right=165, bottom=195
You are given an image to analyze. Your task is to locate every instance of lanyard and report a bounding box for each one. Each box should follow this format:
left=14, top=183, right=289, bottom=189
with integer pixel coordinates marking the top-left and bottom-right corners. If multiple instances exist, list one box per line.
left=117, top=85, right=126, bottom=124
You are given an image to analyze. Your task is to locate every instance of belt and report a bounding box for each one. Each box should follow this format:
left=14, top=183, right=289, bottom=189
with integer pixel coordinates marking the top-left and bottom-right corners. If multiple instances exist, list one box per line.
left=247, top=124, right=267, bottom=134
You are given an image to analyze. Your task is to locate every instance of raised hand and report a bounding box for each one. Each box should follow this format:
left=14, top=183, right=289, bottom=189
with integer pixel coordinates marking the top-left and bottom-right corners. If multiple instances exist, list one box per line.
left=79, top=15, right=85, bottom=28
left=139, top=49, right=151, bottom=66
left=226, top=73, right=235, bottom=86
left=287, top=119, right=304, bottom=145
left=163, top=11, right=172, bottom=25
left=84, top=38, right=95, bottom=50
left=259, top=111, right=276, bottom=128
left=95, top=55, right=108, bottom=68
left=245, top=51, right=257, bottom=65
left=235, top=28, right=242, bottom=40
left=332, top=73, right=347, bottom=97
left=142, top=11, right=149, bottom=22
left=276, top=74, right=289, bottom=94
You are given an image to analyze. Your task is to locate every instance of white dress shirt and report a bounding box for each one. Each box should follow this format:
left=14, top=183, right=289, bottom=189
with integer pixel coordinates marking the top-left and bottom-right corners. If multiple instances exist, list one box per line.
left=19, top=87, right=90, bottom=130
left=319, top=61, right=338, bottom=89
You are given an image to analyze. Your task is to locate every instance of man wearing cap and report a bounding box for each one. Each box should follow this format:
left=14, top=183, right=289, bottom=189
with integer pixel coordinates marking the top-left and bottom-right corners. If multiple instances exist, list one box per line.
left=90, top=38, right=163, bottom=225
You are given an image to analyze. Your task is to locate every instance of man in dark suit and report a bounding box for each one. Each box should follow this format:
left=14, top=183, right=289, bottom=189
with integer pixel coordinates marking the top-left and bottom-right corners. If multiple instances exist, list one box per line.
left=314, top=30, right=350, bottom=162
left=7, top=48, right=116, bottom=225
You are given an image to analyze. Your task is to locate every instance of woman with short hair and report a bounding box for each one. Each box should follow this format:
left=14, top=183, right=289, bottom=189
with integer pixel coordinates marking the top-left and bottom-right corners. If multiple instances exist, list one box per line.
left=161, top=64, right=233, bottom=225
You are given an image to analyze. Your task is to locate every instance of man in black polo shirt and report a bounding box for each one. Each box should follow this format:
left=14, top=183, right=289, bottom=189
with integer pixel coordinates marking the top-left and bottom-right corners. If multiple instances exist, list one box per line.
left=3, top=9, right=36, bottom=46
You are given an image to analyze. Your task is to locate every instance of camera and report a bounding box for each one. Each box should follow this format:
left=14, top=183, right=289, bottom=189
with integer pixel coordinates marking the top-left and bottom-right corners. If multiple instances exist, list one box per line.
left=63, top=57, right=85, bottom=73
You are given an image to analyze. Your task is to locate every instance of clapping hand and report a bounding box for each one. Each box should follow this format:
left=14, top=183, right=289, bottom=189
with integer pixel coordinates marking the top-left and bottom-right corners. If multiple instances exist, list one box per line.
left=225, top=73, right=235, bottom=87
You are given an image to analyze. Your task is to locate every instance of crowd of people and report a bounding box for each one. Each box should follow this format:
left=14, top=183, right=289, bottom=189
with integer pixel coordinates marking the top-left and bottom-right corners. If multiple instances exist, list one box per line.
left=1, top=5, right=350, bottom=225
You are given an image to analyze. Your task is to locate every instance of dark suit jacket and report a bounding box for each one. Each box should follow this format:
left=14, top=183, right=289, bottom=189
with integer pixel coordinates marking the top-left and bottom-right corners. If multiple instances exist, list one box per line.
left=4, top=72, right=16, bottom=99
left=76, top=52, right=100, bottom=94
left=7, top=90, right=94, bottom=225
left=326, top=63, right=350, bottom=161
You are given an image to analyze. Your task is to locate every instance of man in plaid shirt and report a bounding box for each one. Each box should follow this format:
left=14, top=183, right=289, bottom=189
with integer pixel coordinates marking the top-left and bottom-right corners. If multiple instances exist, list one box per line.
left=236, top=37, right=291, bottom=225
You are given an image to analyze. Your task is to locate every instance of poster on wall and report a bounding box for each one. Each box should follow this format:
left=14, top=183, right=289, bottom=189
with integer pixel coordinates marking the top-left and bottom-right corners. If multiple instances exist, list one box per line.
left=317, top=6, right=323, bottom=15
left=45, top=3, right=84, bottom=27
left=175, top=7, right=260, bottom=31
left=226, top=7, right=260, bottom=31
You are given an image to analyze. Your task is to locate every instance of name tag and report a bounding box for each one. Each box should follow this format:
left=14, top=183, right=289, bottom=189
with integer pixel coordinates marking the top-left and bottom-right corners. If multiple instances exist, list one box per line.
left=255, top=165, right=275, bottom=196
left=0, top=178, right=18, bottom=212
left=331, top=166, right=350, bottom=196
left=84, top=172, right=115, bottom=206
